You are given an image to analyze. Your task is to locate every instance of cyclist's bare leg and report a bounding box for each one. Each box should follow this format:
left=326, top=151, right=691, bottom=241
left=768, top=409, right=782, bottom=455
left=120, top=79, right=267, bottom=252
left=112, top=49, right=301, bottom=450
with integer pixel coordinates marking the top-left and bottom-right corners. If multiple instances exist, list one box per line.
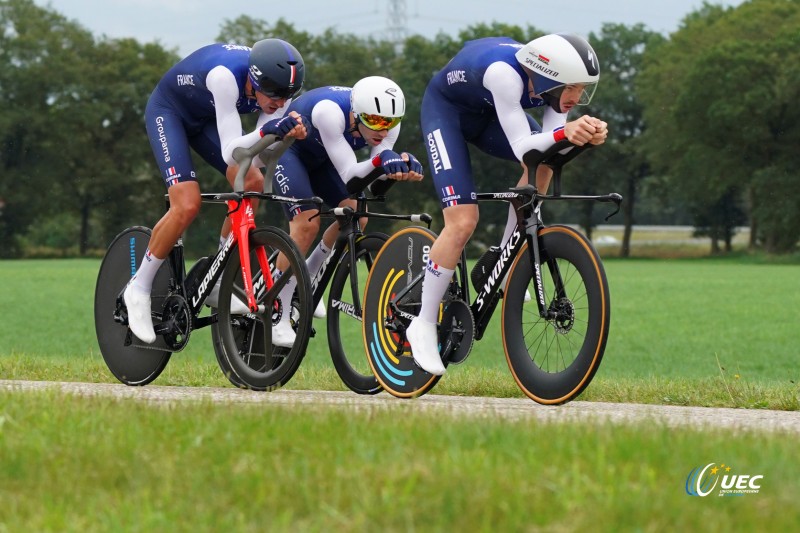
left=125, top=181, right=201, bottom=343
left=429, top=203, right=479, bottom=268
left=147, top=181, right=202, bottom=258
left=407, top=203, right=478, bottom=375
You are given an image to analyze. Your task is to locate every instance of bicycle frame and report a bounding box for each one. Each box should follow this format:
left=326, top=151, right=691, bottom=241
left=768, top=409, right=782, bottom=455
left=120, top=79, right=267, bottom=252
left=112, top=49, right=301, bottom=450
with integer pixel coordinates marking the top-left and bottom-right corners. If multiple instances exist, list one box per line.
left=142, top=134, right=320, bottom=336
left=152, top=191, right=309, bottom=335
left=388, top=141, right=622, bottom=342
left=310, top=193, right=433, bottom=321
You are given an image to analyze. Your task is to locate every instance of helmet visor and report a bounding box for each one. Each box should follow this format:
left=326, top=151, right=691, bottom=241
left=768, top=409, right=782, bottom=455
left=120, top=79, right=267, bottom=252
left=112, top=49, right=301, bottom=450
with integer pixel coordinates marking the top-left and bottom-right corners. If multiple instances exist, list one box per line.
left=250, top=73, right=300, bottom=100
left=544, top=82, right=598, bottom=106
left=358, top=113, right=402, bottom=131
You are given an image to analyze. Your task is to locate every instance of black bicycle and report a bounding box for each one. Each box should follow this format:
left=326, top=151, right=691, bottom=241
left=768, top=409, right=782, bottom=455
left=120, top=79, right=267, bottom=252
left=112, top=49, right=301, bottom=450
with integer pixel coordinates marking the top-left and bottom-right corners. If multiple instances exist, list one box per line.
left=95, top=135, right=320, bottom=390
left=361, top=141, right=622, bottom=404
left=316, top=173, right=432, bottom=394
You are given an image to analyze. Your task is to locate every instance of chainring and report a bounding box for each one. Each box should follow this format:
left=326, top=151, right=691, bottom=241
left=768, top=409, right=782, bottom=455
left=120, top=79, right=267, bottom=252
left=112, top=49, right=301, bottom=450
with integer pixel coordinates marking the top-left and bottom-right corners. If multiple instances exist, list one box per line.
left=438, top=299, right=474, bottom=365
left=161, top=294, right=192, bottom=351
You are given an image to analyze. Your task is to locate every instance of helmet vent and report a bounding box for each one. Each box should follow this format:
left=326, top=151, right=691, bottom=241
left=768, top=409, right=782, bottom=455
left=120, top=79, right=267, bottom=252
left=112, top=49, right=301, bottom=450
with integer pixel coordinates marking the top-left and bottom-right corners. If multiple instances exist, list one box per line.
left=374, top=97, right=381, bottom=113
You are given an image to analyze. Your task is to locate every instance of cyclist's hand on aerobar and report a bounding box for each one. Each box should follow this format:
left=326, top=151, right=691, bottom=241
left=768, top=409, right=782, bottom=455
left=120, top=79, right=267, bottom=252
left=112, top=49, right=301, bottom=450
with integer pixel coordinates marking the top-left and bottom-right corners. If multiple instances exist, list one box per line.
left=564, top=115, right=604, bottom=147
left=376, top=149, right=409, bottom=180
left=260, top=111, right=308, bottom=140
left=401, top=152, right=424, bottom=181
left=587, top=117, right=608, bottom=145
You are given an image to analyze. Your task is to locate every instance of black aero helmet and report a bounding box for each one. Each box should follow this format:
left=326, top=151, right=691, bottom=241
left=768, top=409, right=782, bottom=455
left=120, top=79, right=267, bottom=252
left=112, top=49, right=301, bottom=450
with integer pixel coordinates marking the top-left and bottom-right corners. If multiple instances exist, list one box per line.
left=248, top=38, right=305, bottom=99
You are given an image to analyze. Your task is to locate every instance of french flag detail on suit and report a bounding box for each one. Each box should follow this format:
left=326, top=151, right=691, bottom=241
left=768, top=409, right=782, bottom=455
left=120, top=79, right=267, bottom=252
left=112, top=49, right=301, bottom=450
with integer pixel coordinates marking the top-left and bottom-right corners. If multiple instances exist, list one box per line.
left=166, top=167, right=180, bottom=187
left=442, top=184, right=460, bottom=207
left=426, top=259, right=442, bottom=277
left=289, top=205, right=303, bottom=217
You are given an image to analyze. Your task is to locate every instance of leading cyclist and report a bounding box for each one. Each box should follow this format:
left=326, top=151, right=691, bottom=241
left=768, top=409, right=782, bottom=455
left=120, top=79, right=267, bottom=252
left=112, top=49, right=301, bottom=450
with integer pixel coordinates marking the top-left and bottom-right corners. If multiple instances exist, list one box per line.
left=408, top=33, right=609, bottom=375
left=124, top=39, right=308, bottom=346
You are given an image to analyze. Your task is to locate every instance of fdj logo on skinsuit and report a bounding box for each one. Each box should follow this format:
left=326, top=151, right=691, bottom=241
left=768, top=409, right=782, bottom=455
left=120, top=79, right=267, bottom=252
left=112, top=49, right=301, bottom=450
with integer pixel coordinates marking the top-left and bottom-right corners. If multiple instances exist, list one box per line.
left=685, top=463, right=764, bottom=497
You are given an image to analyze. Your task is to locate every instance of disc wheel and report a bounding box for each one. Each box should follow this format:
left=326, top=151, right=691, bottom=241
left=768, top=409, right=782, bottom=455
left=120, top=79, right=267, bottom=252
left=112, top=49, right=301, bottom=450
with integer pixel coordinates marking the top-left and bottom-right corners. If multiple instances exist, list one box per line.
left=361, top=226, right=444, bottom=398
left=94, top=226, right=173, bottom=386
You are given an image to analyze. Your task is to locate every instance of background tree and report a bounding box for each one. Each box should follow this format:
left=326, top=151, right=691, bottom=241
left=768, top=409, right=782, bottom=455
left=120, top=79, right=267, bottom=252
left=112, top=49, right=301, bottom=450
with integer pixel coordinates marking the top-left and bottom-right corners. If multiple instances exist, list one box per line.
left=573, top=23, right=664, bottom=254
left=2, top=1, right=798, bottom=258
left=639, top=0, right=800, bottom=253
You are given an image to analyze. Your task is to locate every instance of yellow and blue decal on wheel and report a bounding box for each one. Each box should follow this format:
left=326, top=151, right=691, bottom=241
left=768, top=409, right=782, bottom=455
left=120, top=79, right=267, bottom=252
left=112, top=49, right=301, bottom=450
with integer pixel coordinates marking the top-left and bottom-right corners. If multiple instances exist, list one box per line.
left=367, top=267, right=414, bottom=386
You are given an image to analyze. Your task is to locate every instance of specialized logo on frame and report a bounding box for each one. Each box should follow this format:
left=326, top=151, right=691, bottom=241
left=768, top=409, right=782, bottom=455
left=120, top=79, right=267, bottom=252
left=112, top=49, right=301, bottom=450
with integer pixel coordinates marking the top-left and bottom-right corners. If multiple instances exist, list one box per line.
left=685, top=463, right=764, bottom=497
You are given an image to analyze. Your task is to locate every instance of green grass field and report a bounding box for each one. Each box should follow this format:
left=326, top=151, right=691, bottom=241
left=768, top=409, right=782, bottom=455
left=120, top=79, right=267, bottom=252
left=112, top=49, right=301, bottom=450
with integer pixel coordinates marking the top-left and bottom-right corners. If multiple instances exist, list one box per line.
left=1, top=257, right=798, bottom=530
left=1, top=391, right=798, bottom=532
left=1, top=257, right=798, bottom=408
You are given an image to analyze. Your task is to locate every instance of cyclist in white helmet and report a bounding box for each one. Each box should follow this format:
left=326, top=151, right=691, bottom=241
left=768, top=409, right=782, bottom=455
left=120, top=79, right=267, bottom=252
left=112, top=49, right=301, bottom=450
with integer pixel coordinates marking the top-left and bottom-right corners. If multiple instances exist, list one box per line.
left=269, top=76, right=425, bottom=347
left=408, top=33, right=609, bottom=375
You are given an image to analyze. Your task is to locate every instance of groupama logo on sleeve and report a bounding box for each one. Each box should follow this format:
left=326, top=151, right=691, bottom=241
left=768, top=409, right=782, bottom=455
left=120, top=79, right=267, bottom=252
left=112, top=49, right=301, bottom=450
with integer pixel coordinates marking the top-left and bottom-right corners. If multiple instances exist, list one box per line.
left=685, top=463, right=764, bottom=497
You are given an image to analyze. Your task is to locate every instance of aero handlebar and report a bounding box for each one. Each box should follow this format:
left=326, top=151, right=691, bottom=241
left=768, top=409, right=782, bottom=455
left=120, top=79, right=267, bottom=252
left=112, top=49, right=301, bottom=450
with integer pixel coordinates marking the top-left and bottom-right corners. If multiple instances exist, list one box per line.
left=231, top=134, right=295, bottom=193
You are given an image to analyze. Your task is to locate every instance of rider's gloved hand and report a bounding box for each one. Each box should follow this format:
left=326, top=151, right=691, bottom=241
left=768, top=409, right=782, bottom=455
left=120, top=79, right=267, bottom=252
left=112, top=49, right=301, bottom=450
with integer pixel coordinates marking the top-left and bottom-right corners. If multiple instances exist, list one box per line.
left=375, top=149, right=409, bottom=176
left=404, top=153, right=423, bottom=175
left=260, top=114, right=301, bottom=138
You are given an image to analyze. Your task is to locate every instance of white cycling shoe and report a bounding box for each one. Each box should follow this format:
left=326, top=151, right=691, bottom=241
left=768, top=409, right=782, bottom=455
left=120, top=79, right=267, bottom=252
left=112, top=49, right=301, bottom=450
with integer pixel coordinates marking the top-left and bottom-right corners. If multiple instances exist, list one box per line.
left=272, top=319, right=296, bottom=348
left=124, top=284, right=156, bottom=344
left=205, top=282, right=251, bottom=314
left=406, top=317, right=446, bottom=376
left=313, top=299, right=327, bottom=319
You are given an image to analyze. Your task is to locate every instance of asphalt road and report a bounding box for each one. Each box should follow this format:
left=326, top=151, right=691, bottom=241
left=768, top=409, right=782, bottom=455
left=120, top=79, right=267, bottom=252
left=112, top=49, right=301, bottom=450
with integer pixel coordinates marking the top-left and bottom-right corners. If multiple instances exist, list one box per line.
left=2, top=380, right=798, bottom=434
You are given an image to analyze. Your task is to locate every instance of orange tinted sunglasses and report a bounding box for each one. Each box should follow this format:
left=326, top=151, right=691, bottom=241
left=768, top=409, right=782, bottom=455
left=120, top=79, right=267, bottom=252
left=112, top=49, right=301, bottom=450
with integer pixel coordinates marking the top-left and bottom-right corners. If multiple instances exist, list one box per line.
left=359, top=113, right=402, bottom=131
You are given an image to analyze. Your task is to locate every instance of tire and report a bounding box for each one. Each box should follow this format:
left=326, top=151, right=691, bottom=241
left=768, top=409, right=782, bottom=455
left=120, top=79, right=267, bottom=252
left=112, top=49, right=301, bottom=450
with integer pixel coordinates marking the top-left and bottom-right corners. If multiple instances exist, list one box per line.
left=216, top=227, right=312, bottom=391
left=94, top=226, right=172, bottom=386
left=502, top=225, right=610, bottom=404
left=327, top=233, right=388, bottom=395
left=361, top=226, right=443, bottom=398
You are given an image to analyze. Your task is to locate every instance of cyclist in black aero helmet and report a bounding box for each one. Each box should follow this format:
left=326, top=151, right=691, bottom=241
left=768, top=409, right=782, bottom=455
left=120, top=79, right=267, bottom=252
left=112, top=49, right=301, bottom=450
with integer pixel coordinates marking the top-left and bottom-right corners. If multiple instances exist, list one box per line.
left=124, top=38, right=308, bottom=347
left=248, top=38, right=305, bottom=100
left=408, top=33, right=608, bottom=375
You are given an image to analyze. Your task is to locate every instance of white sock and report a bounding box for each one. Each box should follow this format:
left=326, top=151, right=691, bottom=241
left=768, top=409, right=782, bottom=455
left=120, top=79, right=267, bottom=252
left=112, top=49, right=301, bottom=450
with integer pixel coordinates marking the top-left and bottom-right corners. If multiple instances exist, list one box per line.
left=417, top=259, right=454, bottom=324
left=219, top=235, right=227, bottom=250
left=306, top=240, right=331, bottom=278
left=275, top=269, right=297, bottom=321
left=130, top=248, right=164, bottom=293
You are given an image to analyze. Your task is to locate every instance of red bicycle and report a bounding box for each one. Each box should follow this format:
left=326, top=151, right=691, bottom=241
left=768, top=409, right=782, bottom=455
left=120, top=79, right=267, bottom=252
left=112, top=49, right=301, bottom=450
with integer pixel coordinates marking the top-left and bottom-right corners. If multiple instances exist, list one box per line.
left=94, top=136, right=320, bottom=390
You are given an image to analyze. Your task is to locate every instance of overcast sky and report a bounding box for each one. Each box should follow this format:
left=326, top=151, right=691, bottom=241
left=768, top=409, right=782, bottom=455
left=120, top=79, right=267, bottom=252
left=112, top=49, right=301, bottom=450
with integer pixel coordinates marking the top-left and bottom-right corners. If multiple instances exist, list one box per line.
left=36, top=0, right=745, bottom=57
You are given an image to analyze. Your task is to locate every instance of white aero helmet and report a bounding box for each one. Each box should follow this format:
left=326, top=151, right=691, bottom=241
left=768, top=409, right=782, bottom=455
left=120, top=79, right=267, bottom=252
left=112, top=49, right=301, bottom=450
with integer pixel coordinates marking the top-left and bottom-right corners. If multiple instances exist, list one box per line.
left=351, top=76, right=405, bottom=130
left=515, top=33, right=600, bottom=112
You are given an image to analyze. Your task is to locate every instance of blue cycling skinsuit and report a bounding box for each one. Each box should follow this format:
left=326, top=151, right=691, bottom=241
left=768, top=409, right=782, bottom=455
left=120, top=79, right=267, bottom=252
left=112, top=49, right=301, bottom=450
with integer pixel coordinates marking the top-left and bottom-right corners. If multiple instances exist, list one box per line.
left=421, top=37, right=569, bottom=209
left=271, top=86, right=400, bottom=218
left=144, top=43, right=286, bottom=187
